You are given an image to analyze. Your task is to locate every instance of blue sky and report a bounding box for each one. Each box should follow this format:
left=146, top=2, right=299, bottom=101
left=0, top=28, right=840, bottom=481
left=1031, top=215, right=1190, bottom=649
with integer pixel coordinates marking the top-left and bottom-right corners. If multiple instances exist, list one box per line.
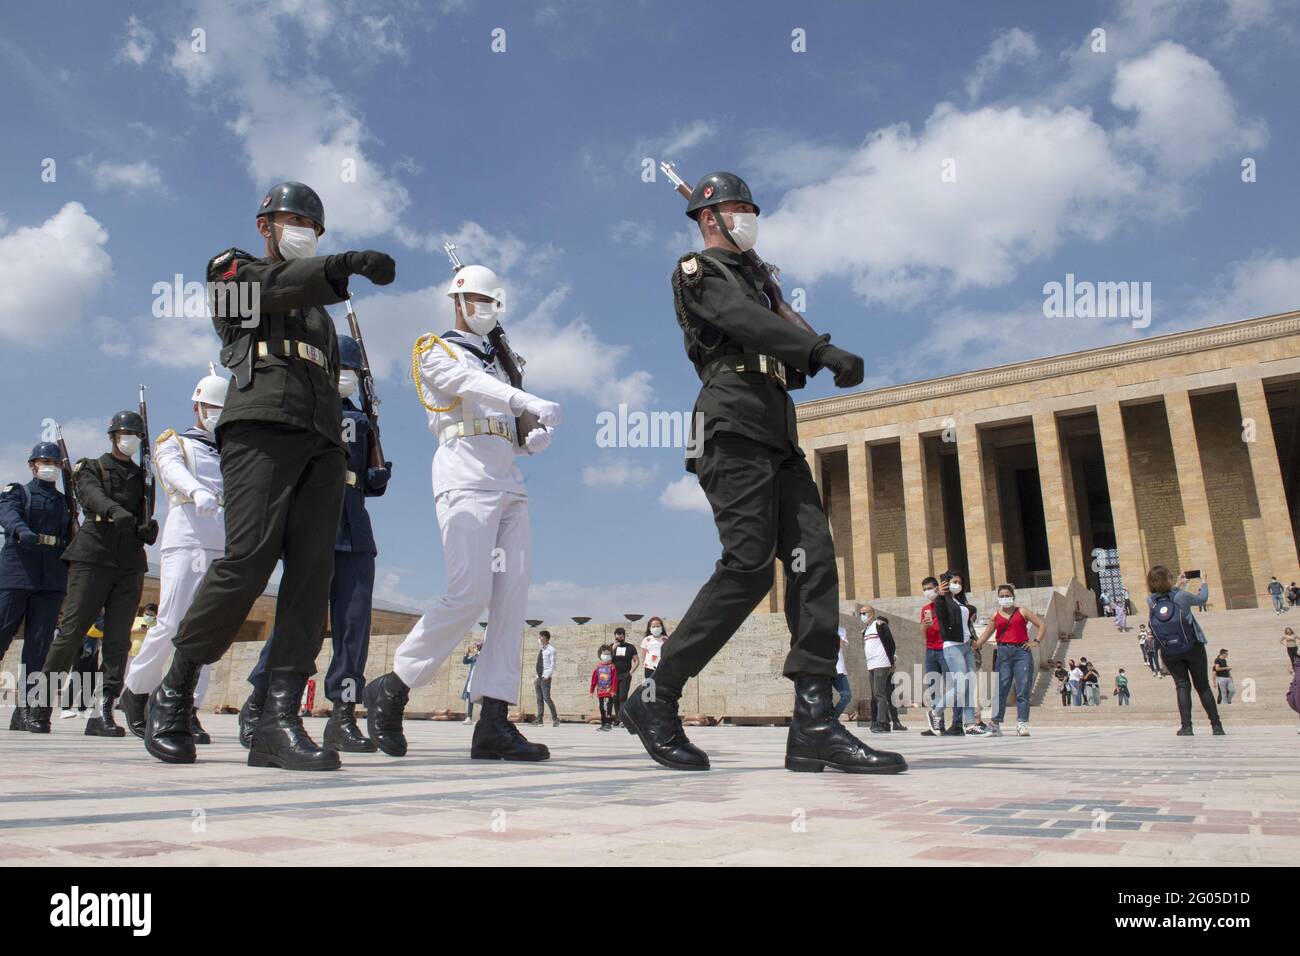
left=2, top=0, right=1298, bottom=623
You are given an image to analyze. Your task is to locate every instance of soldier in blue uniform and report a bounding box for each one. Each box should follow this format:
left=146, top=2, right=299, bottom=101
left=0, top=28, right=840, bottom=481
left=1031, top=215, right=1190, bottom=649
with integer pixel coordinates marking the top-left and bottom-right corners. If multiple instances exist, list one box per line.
left=241, top=335, right=390, bottom=752
left=0, top=443, right=72, bottom=731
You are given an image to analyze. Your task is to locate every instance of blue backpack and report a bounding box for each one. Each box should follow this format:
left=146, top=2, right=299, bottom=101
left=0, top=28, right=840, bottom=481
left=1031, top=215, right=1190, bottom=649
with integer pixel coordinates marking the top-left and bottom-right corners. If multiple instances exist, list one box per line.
left=1148, top=592, right=1196, bottom=655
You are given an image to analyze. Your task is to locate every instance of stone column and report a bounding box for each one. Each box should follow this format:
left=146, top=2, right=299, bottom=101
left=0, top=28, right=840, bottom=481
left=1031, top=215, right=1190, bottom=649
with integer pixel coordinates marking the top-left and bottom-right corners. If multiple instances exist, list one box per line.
left=1162, top=389, right=1225, bottom=598
left=1236, top=376, right=1300, bottom=589
left=846, top=439, right=876, bottom=601
left=1096, top=400, right=1146, bottom=590
left=899, top=430, right=930, bottom=592
left=1032, top=410, right=1081, bottom=585
left=956, top=424, right=993, bottom=591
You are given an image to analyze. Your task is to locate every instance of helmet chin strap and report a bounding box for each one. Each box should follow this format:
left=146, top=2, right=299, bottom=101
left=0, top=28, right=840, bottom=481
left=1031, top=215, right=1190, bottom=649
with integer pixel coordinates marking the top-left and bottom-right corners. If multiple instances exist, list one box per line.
left=708, top=205, right=742, bottom=252
left=264, top=216, right=285, bottom=261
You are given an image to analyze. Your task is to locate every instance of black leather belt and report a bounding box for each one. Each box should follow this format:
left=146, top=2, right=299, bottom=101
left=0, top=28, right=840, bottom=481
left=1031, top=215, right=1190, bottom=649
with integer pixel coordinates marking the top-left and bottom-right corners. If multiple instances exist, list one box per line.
left=700, top=353, right=787, bottom=388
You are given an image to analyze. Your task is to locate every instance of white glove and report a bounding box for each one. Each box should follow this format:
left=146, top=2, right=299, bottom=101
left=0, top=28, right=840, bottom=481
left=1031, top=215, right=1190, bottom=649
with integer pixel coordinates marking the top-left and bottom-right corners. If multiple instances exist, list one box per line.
left=516, top=393, right=563, bottom=428
left=524, top=427, right=552, bottom=455
left=192, top=489, right=219, bottom=517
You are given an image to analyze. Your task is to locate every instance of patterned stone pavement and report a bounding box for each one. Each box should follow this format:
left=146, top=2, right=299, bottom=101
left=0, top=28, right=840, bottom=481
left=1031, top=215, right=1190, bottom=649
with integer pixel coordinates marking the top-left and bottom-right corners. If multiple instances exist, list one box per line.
left=2, top=716, right=1298, bottom=866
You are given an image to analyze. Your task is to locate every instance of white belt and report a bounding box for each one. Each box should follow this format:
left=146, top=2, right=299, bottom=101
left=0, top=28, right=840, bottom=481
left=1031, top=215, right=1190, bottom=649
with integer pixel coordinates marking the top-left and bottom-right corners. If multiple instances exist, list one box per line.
left=439, top=419, right=516, bottom=444
left=37, top=534, right=60, bottom=546
left=257, top=340, right=329, bottom=370
left=345, top=470, right=358, bottom=488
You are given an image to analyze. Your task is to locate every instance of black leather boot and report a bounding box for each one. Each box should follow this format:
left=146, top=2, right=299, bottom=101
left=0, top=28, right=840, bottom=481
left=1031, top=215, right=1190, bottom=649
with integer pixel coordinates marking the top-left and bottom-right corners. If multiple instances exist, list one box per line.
left=620, top=676, right=709, bottom=771
left=9, top=706, right=29, bottom=732
left=120, top=689, right=147, bottom=739
left=238, top=685, right=266, bottom=749
left=247, top=672, right=340, bottom=771
left=363, top=672, right=409, bottom=757
left=26, top=705, right=51, bottom=733
left=891, top=718, right=909, bottom=731
left=324, top=701, right=376, bottom=753
left=786, top=673, right=907, bottom=774
left=189, top=708, right=211, bottom=745
left=471, top=697, right=550, bottom=761
left=84, top=693, right=127, bottom=737
left=145, top=653, right=203, bottom=764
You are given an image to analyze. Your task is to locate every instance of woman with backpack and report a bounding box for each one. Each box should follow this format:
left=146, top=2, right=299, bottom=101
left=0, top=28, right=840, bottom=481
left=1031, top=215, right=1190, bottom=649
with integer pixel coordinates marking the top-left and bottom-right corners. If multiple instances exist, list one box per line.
left=974, top=584, right=1043, bottom=737
left=1146, top=566, right=1223, bottom=736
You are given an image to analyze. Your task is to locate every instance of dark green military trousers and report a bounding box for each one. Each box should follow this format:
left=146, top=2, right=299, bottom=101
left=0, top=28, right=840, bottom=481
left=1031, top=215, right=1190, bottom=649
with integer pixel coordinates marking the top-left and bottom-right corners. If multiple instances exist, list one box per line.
left=39, top=563, right=143, bottom=702
left=653, top=431, right=840, bottom=695
left=172, top=422, right=345, bottom=675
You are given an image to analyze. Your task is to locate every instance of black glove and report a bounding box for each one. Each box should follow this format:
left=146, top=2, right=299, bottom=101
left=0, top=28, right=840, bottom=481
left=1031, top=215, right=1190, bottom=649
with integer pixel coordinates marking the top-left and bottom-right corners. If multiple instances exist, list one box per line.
left=325, top=251, right=396, bottom=287
left=816, top=344, right=865, bottom=388
left=16, top=529, right=37, bottom=545
left=109, top=507, right=135, bottom=531
left=367, top=464, right=391, bottom=490
left=136, top=519, right=159, bottom=545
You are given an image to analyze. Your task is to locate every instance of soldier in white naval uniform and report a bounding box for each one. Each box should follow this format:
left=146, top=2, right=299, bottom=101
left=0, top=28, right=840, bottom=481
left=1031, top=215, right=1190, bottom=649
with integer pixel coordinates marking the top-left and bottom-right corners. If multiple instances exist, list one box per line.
left=364, top=263, right=561, bottom=761
left=120, top=373, right=227, bottom=742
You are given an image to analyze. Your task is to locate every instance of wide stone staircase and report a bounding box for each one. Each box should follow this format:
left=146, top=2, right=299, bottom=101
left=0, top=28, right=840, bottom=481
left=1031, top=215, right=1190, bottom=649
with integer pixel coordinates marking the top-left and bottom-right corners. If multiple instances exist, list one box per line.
left=1028, top=606, right=1299, bottom=725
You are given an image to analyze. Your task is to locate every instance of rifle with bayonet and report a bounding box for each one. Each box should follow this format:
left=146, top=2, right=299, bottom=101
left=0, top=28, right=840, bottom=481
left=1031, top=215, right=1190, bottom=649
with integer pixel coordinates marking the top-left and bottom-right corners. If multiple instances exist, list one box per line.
left=443, top=242, right=539, bottom=447
left=343, top=297, right=387, bottom=468
left=55, top=424, right=80, bottom=542
left=138, top=384, right=155, bottom=524
left=660, top=161, right=817, bottom=338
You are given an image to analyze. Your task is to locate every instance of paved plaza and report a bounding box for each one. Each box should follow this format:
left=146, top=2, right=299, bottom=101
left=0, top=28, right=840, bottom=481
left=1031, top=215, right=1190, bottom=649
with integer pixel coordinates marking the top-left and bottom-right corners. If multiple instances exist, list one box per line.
left=3, top=717, right=1298, bottom=866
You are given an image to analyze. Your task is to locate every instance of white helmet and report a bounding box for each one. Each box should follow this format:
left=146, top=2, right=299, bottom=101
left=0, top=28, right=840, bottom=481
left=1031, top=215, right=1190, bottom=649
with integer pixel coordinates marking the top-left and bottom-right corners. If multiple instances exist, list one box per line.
left=192, top=374, right=228, bottom=408
left=446, top=264, right=504, bottom=303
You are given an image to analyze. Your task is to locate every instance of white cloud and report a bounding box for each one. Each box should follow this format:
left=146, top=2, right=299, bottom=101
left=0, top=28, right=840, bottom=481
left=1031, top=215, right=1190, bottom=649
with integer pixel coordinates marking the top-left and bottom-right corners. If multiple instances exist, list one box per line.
left=1111, top=41, right=1267, bottom=179
left=144, top=316, right=224, bottom=371
left=78, top=157, right=165, bottom=193
left=1186, top=252, right=1300, bottom=325
left=609, top=218, right=654, bottom=246
left=659, top=475, right=709, bottom=514
left=758, top=103, right=1145, bottom=308
left=657, top=119, right=716, bottom=159
left=0, top=203, right=112, bottom=344
left=167, top=0, right=408, bottom=238
left=581, top=458, right=656, bottom=488
left=966, top=28, right=1039, bottom=103
left=118, top=15, right=155, bottom=66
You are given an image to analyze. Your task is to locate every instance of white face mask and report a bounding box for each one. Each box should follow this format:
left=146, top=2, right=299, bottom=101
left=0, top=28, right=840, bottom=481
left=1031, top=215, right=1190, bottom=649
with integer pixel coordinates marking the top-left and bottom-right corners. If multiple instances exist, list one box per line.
left=200, top=409, right=221, bottom=432
left=949, top=583, right=963, bottom=595
left=923, top=588, right=937, bottom=600
left=338, top=370, right=359, bottom=398
left=600, top=654, right=611, bottom=662
left=36, top=464, right=60, bottom=483
left=464, top=299, right=499, bottom=336
left=116, top=435, right=141, bottom=457
left=859, top=613, right=870, bottom=623
left=998, top=596, right=1014, bottom=608
left=143, top=615, right=157, bottom=626
left=650, top=626, right=663, bottom=637
left=277, top=223, right=318, bottom=260
left=725, top=212, right=759, bottom=251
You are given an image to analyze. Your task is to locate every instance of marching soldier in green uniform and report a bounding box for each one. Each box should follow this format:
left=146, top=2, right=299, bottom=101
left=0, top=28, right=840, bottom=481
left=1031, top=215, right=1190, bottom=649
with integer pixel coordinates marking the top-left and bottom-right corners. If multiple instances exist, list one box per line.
left=27, top=412, right=157, bottom=736
left=143, top=181, right=395, bottom=770
left=621, top=171, right=906, bottom=775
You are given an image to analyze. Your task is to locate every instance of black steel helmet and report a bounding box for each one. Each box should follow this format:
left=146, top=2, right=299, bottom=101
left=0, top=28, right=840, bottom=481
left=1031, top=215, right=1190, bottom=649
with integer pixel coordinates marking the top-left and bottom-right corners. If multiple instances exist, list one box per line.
left=28, top=441, right=61, bottom=463
left=338, top=334, right=363, bottom=372
left=107, top=410, right=146, bottom=435
left=257, top=181, right=325, bottom=234
left=685, top=171, right=760, bottom=220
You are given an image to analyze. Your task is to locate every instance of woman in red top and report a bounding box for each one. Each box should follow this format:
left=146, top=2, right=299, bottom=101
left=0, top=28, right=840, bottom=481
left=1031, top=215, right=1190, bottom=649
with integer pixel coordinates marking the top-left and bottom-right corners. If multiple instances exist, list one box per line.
left=974, top=584, right=1044, bottom=737
left=590, top=645, right=619, bottom=731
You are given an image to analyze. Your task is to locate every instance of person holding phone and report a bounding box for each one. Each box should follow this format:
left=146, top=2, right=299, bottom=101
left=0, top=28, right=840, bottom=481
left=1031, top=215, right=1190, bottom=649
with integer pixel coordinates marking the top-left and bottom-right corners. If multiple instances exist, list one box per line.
left=927, top=571, right=987, bottom=737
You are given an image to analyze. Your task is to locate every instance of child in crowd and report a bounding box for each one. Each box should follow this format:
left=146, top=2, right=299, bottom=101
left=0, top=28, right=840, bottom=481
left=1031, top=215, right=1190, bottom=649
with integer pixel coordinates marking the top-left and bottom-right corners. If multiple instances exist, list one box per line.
left=1114, top=669, right=1130, bottom=705
left=590, top=644, right=618, bottom=731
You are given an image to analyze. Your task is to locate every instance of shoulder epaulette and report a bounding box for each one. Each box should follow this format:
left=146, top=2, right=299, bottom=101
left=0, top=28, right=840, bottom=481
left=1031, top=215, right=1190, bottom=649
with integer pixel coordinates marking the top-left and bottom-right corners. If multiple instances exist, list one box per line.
left=207, top=247, right=257, bottom=282
left=3, top=482, right=19, bottom=494
left=155, top=428, right=176, bottom=446
left=675, top=253, right=708, bottom=289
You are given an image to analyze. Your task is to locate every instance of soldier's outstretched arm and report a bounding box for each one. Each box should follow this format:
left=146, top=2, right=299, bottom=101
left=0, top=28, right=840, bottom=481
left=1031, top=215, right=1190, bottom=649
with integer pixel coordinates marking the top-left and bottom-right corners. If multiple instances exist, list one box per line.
left=679, top=268, right=828, bottom=373
left=0, top=484, right=33, bottom=539
left=72, top=462, right=129, bottom=522
left=154, top=435, right=204, bottom=501
left=419, top=342, right=527, bottom=416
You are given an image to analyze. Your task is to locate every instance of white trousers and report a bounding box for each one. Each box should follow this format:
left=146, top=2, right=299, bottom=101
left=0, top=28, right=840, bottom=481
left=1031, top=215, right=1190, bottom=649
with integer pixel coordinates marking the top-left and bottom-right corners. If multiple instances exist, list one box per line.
left=125, top=546, right=216, bottom=706
left=394, top=489, right=531, bottom=703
